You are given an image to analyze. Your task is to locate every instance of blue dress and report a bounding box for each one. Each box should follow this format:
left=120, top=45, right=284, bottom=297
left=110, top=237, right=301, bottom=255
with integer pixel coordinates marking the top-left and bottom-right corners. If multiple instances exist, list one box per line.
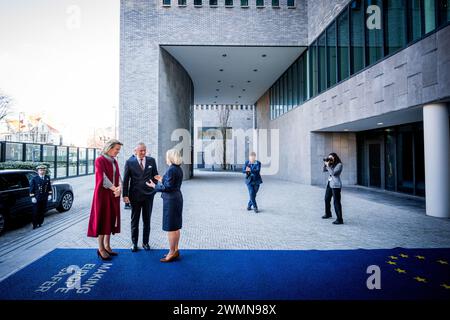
left=155, top=164, right=183, bottom=232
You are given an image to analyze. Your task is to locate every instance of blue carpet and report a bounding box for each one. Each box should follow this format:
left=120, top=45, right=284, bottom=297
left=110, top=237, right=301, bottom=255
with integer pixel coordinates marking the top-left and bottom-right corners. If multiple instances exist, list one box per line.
left=0, top=248, right=449, bottom=300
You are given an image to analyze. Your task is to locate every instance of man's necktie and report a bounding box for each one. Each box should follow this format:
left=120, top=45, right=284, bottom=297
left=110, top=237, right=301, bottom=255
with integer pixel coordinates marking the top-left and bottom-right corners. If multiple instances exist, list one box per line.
left=139, top=159, right=144, bottom=171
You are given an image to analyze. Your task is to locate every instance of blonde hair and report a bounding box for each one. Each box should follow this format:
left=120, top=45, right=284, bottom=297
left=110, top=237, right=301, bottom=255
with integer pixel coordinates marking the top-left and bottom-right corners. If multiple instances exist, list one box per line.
left=102, top=139, right=123, bottom=155
left=166, top=148, right=182, bottom=166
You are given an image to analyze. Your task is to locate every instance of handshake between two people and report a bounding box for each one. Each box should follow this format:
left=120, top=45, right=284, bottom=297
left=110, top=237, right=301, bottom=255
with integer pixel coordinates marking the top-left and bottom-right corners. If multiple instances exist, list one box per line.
left=122, top=175, right=163, bottom=204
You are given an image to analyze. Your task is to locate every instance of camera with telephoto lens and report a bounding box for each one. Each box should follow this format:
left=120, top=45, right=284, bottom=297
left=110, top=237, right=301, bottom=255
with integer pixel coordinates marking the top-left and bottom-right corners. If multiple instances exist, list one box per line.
left=323, top=157, right=334, bottom=164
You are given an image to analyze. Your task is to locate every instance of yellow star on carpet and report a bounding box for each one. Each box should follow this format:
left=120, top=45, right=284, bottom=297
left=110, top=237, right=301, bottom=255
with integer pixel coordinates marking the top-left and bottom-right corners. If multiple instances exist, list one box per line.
left=437, top=260, right=448, bottom=265
left=414, top=276, right=427, bottom=283
left=399, top=254, right=409, bottom=258
left=441, top=284, right=450, bottom=289
left=394, top=268, right=406, bottom=274
left=389, top=256, right=398, bottom=260
left=387, top=261, right=397, bottom=265
left=415, top=255, right=425, bottom=260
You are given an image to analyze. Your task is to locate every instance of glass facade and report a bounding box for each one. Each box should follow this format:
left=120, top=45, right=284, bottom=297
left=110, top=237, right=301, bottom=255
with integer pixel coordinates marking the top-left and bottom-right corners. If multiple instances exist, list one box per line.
left=357, top=122, right=426, bottom=196
left=270, top=0, right=448, bottom=120
left=337, top=9, right=350, bottom=81
left=327, top=21, right=337, bottom=87
left=350, top=0, right=365, bottom=74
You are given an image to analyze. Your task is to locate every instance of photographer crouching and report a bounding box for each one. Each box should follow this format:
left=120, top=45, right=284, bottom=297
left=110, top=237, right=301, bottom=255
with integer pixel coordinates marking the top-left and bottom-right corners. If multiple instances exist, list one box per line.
left=322, top=153, right=344, bottom=225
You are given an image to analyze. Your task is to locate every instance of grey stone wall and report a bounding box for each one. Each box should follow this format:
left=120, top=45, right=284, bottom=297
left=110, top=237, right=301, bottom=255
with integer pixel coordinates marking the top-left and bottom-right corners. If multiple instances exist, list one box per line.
left=120, top=0, right=309, bottom=176
left=256, top=25, right=450, bottom=186
left=159, top=48, right=194, bottom=179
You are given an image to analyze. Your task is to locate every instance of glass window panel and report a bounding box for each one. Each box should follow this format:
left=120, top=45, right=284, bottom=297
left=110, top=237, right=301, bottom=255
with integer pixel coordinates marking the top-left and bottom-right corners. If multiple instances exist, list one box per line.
left=209, top=0, right=217, bottom=5
left=79, top=148, right=87, bottom=175
left=5, top=142, right=23, bottom=161
left=283, top=73, right=288, bottom=113
left=438, top=0, right=450, bottom=25
left=26, top=144, right=41, bottom=162
left=178, top=0, right=186, bottom=5
left=384, top=0, right=406, bottom=56
left=256, top=0, right=264, bottom=6
left=327, top=21, right=337, bottom=87
left=292, top=61, right=298, bottom=106
left=43, top=145, right=55, bottom=177
left=309, top=42, right=318, bottom=97
left=366, top=0, right=383, bottom=65
left=424, top=0, right=436, bottom=32
left=287, top=67, right=293, bottom=110
left=337, top=9, right=350, bottom=81
left=69, top=147, right=78, bottom=176
left=287, top=0, right=295, bottom=7
left=318, top=32, right=327, bottom=93
left=272, top=0, right=279, bottom=7
left=225, top=0, right=233, bottom=6
left=57, top=147, right=68, bottom=178
left=350, top=0, right=365, bottom=74
left=194, top=0, right=203, bottom=5
left=163, top=0, right=171, bottom=5
left=88, top=149, right=95, bottom=174
left=241, top=0, right=248, bottom=6
left=408, top=0, right=423, bottom=42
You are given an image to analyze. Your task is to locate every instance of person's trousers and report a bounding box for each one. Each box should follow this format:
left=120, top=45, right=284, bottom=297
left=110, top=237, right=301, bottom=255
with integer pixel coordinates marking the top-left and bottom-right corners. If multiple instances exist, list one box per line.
left=32, top=200, right=47, bottom=227
left=130, top=195, right=155, bottom=245
left=324, top=182, right=343, bottom=222
left=247, top=183, right=260, bottom=209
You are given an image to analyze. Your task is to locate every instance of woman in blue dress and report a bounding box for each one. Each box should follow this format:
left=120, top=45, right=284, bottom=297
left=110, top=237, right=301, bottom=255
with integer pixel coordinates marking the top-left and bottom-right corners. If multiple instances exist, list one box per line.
left=147, top=149, right=183, bottom=263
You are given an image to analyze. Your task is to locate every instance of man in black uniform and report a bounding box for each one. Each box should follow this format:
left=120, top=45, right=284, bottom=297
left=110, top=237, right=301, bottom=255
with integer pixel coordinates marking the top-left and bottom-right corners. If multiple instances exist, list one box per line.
left=29, top=165, right=53, bottom=229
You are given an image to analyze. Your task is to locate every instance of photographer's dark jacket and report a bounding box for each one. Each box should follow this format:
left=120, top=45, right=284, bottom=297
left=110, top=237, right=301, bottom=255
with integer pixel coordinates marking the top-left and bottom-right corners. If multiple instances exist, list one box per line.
left=323, top=163, right=343, bottom=188
left=243, top=160, right=263, bottom=185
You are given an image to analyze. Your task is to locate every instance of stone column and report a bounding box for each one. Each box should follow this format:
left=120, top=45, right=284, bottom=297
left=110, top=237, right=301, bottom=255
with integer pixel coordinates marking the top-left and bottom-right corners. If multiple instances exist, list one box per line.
left=423, top=103, right=450, bottom=218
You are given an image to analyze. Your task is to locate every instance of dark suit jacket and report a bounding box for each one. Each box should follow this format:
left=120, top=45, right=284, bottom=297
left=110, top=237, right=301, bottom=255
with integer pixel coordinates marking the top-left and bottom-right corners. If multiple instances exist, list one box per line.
left=242, top=160, right=263, bottom=185
left=29, top=175, right=52, bottom=202
left=155, top=164, right=183, bottom=200
left=123, top=156, right=158, bottom=202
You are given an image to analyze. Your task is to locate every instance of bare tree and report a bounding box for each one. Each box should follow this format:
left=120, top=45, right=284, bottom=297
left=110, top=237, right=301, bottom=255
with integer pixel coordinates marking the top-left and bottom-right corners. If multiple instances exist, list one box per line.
left=218, top=106, right=231, bottom=170
left=0, top=93, right=11, bottom=122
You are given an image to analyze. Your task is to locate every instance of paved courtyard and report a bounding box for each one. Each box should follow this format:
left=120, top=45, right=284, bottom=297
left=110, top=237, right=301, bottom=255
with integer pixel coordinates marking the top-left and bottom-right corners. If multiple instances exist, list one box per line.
left=0, top=170, right=449, bottom=281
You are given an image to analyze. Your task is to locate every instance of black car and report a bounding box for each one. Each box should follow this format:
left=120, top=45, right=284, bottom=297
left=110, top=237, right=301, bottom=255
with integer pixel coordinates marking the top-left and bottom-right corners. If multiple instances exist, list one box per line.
left=0, top=169, right=74, bottom=234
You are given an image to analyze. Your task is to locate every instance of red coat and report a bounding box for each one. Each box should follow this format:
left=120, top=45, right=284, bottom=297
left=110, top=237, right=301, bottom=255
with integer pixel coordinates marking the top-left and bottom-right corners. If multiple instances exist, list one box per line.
left=87, top=155, right=121, bottom=237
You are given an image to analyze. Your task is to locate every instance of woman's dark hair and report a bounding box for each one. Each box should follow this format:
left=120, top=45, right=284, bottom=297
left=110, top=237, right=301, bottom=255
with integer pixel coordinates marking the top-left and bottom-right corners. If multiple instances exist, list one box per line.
left=328, top=152, right=342, bottom=166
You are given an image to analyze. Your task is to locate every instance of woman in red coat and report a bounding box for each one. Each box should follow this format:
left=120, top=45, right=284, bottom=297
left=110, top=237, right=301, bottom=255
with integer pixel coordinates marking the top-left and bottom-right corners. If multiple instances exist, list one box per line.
left=87, top=139, right=123, bottom=260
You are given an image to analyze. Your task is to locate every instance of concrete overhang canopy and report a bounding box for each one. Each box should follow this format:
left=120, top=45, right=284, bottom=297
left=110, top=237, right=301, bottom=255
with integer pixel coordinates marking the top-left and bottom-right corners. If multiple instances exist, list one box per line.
left=162, top=45, right=306, bottom=105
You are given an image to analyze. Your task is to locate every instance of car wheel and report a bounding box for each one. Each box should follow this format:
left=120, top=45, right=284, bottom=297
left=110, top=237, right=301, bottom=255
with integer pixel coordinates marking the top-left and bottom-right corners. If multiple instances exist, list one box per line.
left=57, top=192, right=73, bottom=212
left=0, top=212, right=6, bottom=235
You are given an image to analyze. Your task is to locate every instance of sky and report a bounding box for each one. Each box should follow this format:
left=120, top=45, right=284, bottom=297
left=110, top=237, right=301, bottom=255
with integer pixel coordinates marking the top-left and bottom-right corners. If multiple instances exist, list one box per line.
left=0, top=0, right=120, bottom=146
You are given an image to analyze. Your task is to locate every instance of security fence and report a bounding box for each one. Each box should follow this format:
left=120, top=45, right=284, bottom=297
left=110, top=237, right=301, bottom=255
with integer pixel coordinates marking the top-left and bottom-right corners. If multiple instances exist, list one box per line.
left=0, top=141, right=99, bottom=179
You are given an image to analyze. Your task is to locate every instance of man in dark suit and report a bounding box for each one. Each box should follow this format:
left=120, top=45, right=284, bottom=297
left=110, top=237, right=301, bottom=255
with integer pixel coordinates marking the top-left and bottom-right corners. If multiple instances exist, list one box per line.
left=123, top=143, right=159, bottom=252
left=29, top=165, right=53, bottom=229
left=243, top=152, right=263, bottom=213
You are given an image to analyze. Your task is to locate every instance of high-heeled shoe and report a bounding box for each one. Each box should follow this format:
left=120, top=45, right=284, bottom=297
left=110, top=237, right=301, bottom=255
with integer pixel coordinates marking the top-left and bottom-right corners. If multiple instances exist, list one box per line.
left=105, top=249, right=118, bottom=256
left=160, top=251, right=180, bottom=263
left=97, top=249, right=112, bottom=261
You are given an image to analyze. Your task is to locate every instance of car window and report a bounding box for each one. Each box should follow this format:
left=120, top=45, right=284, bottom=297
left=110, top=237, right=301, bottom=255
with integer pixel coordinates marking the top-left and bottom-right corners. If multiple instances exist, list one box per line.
left=0, top=173, right=28, bottom=191
left=25, top=172, right=38, bottom=185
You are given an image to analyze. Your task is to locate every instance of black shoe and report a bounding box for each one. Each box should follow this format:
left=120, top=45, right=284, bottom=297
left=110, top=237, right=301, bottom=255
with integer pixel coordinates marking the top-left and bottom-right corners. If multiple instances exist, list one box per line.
left=333, top=220, right=344, bottom=225
left=38, top=224, right=42, bottom=227
left=247, top=207, right=252, bottom=211
left=254, top=208, right=259, bottom=213
left=97, top=250, right=112, bottom=261
left=131, top=244, right=138, bottom=252
left=322, top=215, right=332, bottom=219
left=32, top=225, right=37, bottom=230
left=142, top=244, right=150, bottom=251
